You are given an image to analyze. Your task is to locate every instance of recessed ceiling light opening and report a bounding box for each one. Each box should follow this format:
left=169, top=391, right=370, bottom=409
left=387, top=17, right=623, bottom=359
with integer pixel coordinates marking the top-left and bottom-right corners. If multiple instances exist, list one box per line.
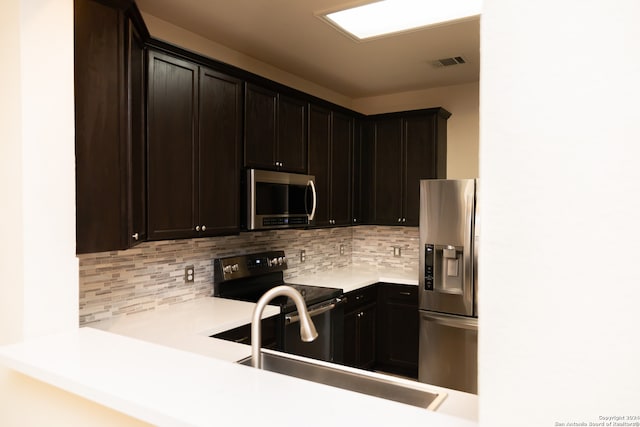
left=321, top=0, right=482, bottom=41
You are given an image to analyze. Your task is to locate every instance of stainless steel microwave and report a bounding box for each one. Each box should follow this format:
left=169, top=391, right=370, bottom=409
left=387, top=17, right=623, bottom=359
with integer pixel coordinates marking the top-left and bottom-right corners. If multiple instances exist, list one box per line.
left=246, top=169, right=317, bottom=230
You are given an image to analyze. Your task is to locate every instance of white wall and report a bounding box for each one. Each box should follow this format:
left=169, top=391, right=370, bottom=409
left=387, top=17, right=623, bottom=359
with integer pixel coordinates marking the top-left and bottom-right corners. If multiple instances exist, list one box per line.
left=0, top=0, right=24, bottom=345
left=479, top=0, right=640, bottom=425
left=0, top=1, right=145, bottom=425
left=0, top=0, right=79, bottom=344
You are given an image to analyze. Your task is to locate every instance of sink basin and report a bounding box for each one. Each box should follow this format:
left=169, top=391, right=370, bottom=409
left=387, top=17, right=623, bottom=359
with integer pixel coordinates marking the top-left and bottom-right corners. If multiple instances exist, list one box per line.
left=238, top=350, right=446, bottom=410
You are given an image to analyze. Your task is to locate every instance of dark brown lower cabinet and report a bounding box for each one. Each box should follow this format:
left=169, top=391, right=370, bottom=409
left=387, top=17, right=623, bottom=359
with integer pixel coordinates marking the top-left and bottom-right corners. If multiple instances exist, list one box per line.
left=342, top=283, right=419, bottom=379
left=376, top=283, right=419, bottom=378
left=342, top=286, right=377, bottom=370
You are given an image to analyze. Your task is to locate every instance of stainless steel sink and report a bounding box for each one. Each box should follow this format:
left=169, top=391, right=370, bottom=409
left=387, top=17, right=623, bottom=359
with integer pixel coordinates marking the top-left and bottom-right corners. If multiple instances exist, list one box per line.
left=238, top=349, right=446, bottom=410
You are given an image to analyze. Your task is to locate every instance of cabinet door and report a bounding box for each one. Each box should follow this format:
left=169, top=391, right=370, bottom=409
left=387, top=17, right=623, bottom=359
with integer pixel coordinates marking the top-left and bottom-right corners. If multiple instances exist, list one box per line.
left=343, top=286, right=378, bottom=369
left=343, top=309, right=358, bottom=367
left=358, top=303, right=377, bottom=370
left=308, top=105, right=331, bottom=226
left=330, top=112, right=353, bottom=226
left=403, top=115, right=436, bottom=226
left=244, top=83, right=277, bottom=169
left=127, top=17, right=147, bottom=246
left=75, top=0, right=127, bottom=253
left=147, top=51, right=198, bottom=240
left=372, top=118, right=403, bottom=224
left=354, top=120, right=374, bottom=225
left=377, top=284, right=419, bottom=378
left=198, top=68, right=242, bottom=235
left=277, top=95, right=307, bottom=173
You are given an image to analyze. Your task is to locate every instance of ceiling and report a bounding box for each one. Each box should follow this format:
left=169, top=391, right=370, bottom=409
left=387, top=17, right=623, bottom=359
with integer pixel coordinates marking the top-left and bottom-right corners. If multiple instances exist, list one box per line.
left=136, top=0, right=480, bottom=99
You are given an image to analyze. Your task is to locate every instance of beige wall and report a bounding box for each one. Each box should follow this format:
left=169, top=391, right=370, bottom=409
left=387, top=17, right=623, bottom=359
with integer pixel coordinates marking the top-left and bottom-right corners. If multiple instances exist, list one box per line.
left=0, top=368, right=150, bottom=427
left=353, top=82, right=480, bottom=178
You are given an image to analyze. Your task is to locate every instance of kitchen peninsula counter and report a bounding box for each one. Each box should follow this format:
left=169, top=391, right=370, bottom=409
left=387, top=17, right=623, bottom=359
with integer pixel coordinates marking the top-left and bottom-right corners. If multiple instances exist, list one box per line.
left=0, top=267, right=477, bottom=427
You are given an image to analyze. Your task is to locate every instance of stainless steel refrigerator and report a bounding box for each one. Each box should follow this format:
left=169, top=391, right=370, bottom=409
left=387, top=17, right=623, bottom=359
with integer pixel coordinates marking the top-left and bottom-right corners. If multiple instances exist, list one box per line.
left=418, top=179, right=478, bottom=394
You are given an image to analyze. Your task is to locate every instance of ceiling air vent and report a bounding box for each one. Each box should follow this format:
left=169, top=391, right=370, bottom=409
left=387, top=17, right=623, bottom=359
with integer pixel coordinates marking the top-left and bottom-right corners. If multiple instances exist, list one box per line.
left=432, top=56, right=467, bottom=67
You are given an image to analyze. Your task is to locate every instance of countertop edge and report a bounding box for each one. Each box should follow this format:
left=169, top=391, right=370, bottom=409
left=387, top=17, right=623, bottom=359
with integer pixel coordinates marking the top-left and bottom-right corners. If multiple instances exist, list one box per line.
left=0, top=328, right=478, bottom=427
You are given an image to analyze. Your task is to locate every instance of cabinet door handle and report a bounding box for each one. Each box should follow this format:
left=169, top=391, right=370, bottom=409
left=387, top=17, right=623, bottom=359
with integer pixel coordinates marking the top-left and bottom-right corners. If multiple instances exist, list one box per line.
left=399, top=291, right=411, bottom=296
left=402, top=218, right=406, bottom=223
left=201, top=225, right=206, bottom=231
left=355, top=295, right=363, bottom=301
left=195, top=225, right=200, bottom=232
left=397, top=218, right=402, bottom=223
left=132, top=232, right=139, bottom=241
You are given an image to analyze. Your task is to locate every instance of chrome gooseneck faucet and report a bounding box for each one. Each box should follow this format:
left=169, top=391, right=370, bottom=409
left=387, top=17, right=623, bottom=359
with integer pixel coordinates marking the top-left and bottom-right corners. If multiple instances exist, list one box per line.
left=251, top=286, right=318, bottom=368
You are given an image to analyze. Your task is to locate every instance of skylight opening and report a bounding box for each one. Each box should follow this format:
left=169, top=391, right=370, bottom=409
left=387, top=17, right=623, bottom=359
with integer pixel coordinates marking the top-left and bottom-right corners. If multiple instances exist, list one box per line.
left=321, top=0, right=481, bottom=41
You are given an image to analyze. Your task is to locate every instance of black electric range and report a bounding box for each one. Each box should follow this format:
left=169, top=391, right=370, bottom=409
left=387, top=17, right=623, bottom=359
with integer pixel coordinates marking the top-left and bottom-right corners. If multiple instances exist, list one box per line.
left=212, top=251, right=345, bottom=362
left=212, top=251, right=342, bottom=312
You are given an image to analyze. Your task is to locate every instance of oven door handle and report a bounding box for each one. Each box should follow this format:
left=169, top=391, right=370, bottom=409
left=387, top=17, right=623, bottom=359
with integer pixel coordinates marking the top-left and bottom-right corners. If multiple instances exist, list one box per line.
left=285, top=297, right=343, bottom=324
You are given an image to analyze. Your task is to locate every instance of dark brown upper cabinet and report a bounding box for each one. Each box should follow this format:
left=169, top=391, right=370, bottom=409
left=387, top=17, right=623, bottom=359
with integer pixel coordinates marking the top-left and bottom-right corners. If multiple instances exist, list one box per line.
left=244, top=83, right=307, bottom=173
left=74, top=0, right=149, bottom=254
left=308, top=105, right=353, bottom=227
left=366, top=108, right=450, bottom=226
left=147, top=50, right=242, bottom=240
left=352, top=120, right=372, bottom=225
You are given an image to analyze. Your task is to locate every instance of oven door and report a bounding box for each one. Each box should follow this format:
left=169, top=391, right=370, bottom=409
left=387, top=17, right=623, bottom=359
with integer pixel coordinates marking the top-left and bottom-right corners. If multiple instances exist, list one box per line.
left=283, top=297, right=344, bottom=363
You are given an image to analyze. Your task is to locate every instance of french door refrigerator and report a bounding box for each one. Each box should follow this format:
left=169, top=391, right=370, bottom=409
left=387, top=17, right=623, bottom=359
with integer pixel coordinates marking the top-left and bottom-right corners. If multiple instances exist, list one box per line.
left=418, top=179, right=478, bottom=394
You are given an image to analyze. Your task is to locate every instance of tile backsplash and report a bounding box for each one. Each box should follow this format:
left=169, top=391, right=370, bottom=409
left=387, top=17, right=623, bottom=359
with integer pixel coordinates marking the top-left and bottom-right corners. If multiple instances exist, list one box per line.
left=79, top=226, right=419, bottom=325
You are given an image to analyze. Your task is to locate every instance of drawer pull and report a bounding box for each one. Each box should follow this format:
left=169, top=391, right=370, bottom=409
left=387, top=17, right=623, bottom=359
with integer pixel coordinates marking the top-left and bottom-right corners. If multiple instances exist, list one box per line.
left=399, top=291, right=412, bottom=296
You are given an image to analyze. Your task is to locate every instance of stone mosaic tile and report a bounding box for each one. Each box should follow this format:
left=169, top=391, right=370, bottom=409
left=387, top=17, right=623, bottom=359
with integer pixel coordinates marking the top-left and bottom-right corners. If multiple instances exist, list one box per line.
left=79, top=226, right=419, bottom=325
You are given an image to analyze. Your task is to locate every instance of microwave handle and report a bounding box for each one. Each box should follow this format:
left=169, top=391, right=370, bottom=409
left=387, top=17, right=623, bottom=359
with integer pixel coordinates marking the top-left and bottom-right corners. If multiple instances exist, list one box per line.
left=307, top=180, right=317, bottom=221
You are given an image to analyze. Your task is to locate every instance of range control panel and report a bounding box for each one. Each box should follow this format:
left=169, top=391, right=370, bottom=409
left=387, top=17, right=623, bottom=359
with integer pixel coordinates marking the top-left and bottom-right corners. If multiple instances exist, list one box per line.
left=214, top=250, right=288, bottom=282
left=424, top=244, right=434, bottom=291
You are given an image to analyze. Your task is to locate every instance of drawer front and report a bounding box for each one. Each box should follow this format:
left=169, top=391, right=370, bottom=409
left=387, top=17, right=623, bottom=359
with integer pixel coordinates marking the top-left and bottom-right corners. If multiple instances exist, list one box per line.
left=379, top=283, right=418, bottom=305
left=344, top=285, right=378, bottom=312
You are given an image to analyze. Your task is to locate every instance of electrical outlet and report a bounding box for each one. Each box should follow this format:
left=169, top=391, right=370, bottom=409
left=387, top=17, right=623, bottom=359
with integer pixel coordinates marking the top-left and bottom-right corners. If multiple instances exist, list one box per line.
left=393, top=247, right=402, bottom=257
left=184, top=265, right=195, bottom=282
left=300, top=250, right=306, bottom=263
left=340, top=244, right=345, bottom=256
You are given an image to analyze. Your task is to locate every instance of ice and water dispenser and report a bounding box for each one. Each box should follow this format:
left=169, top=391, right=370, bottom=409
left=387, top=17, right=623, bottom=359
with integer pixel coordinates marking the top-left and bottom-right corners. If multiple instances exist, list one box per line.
left=424, top=243, right=464, bottom=294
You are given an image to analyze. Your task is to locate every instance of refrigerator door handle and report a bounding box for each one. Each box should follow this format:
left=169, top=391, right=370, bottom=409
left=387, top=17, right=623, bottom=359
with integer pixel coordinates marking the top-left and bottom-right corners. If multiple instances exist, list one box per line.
left=421, top=312, right=478, bottom=331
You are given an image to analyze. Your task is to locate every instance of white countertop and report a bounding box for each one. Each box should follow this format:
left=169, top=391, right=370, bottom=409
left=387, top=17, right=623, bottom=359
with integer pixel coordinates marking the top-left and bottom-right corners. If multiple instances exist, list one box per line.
left=0, top=328, right=476, bottom=427
left=0, top=267, right=477, bottom=427
left=90, top=297, right=280, bottom=362
left=291, top=265, right=419, bottom=292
